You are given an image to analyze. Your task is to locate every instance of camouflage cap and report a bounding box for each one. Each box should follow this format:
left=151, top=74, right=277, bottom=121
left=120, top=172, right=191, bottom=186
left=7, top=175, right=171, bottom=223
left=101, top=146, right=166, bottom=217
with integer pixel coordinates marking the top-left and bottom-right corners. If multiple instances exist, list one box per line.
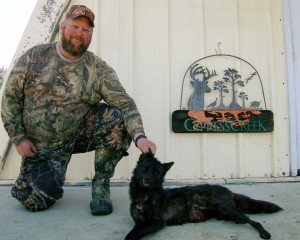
left=65, top=5, right=95, bottom=27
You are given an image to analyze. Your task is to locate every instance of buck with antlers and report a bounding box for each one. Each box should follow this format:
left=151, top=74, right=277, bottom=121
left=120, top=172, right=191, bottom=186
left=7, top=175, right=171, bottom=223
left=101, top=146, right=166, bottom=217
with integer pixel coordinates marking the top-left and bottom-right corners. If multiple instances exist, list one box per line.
left=188, top=64, right=217, bottom=111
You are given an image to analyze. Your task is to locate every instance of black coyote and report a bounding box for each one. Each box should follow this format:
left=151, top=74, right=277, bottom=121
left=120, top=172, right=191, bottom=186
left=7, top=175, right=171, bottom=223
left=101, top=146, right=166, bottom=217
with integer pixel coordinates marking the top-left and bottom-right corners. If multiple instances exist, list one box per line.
left=125, top=152, right=282, bottom=240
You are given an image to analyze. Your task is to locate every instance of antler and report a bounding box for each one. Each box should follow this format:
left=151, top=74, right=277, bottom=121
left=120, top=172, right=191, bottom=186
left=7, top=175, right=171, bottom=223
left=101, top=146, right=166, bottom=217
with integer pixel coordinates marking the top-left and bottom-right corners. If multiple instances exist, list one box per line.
left=190, top=64, right=217, bottom=83
left=203, top=67, right=217, bottom=82
left=190, top=64, right=205, bottom=82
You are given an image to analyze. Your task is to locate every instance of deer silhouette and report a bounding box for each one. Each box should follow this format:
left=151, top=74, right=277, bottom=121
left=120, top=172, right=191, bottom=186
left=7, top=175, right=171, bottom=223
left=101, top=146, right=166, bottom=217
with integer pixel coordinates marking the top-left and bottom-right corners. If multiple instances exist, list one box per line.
left=188, top=64, right=217, bottom=111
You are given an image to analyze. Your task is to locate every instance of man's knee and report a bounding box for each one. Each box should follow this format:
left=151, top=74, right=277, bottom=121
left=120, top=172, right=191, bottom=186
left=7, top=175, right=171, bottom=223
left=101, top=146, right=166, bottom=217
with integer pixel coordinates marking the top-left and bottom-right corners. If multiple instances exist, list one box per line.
left=94, top=104, right=123, bottom=124
left=92, top=105, right=131, bottom=150
left=12, top=185, right=63, bottom=212
left=26, top=190, right=63, bottom=212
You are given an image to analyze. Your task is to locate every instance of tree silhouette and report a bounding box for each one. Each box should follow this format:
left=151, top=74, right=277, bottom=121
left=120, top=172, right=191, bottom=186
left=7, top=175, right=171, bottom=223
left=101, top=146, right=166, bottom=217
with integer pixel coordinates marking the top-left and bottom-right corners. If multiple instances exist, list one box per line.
left=223, top=68, right=244, bottom=109
left=239, top=91, right=248, bottom=108
left=213, top=80, right=229, bottom=109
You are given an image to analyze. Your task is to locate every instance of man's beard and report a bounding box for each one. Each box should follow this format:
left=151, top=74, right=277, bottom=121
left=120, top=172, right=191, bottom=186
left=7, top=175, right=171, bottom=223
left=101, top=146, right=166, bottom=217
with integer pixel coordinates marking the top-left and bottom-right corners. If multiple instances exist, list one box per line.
left=61, top=34, right=89, bottom=57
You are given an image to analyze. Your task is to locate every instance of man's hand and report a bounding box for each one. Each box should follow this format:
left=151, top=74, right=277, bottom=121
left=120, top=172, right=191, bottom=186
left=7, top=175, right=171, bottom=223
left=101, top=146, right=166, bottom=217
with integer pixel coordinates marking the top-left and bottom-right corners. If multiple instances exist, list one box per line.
left=133, top=132, right=156, bottom=155
left=15, top=140, right=38, bottom=157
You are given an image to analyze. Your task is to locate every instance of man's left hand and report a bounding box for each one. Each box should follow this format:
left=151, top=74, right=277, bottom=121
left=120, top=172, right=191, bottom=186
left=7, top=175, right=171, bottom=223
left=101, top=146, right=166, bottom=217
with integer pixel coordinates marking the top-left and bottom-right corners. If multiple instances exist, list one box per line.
left=136, top=138, right=156, bottom=155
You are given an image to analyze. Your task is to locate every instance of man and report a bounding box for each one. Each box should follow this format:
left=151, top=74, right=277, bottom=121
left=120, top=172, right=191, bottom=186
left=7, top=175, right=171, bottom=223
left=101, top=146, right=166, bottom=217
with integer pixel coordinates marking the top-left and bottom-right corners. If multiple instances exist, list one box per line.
left=1, top=5, right=156, bottom=215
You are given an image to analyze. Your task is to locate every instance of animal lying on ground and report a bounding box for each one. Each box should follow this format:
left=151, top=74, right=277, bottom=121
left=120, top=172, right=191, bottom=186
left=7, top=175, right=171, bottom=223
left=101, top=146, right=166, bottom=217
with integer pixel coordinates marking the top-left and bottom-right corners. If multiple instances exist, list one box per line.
left=125, top=152, right=282, bottom=240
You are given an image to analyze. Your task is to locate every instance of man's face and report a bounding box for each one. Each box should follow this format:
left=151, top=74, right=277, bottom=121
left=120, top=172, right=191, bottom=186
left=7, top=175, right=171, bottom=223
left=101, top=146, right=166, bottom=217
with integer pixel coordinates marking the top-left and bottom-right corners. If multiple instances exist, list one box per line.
left=60, top=16, right=93, bottom=57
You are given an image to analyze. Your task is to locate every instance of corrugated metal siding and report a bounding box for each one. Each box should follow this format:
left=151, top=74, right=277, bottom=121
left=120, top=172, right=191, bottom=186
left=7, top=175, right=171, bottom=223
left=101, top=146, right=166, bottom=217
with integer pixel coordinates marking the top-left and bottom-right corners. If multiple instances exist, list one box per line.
left=282, top=0, right=300, bottom=176
left=0, top=0, right=289, bottom=181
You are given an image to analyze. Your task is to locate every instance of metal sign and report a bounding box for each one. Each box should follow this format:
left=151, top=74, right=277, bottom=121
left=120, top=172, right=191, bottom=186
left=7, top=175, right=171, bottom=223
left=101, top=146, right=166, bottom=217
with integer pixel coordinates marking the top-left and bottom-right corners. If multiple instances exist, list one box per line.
left=172, top=54, right=274, bottom=133
left=172, top=109, right=273, bottom=133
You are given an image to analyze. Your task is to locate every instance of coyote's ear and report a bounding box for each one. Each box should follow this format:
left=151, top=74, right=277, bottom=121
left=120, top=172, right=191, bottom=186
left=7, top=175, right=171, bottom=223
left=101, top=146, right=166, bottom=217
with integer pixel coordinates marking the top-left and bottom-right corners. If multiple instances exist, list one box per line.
left=163, top=162, right=174, bottom=175
left=145, top=149, right=154, bottom=159
left=138, top=150, right=154, bottom=162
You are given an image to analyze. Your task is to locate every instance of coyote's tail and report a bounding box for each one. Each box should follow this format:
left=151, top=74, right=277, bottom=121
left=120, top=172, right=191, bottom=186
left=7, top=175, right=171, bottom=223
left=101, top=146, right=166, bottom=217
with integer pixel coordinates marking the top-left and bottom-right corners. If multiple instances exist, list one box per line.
left=234, top=193, right=283, bottom=214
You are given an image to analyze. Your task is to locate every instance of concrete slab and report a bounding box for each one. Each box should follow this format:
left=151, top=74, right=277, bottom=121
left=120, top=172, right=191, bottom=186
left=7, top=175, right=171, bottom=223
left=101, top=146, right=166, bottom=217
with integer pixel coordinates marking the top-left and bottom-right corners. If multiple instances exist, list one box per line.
left=0, top=182, right=299, bottom=240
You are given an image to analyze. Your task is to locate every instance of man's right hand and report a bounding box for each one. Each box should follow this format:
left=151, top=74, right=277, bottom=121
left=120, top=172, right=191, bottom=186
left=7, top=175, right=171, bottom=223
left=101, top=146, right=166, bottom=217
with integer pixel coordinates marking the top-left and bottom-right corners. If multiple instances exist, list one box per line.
left=15, top=140, right=38, bottom=157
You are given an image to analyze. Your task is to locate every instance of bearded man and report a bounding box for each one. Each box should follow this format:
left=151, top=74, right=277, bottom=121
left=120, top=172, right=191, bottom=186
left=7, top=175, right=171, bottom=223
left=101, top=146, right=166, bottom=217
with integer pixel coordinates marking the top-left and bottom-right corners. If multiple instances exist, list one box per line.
left=1, top=5, right=156, bottom=215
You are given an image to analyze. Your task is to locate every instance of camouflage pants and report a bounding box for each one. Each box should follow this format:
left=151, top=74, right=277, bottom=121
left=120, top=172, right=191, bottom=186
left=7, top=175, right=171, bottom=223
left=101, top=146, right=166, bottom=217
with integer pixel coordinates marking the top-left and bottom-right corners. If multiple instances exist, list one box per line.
left=11, top=103, right=132, bottom=212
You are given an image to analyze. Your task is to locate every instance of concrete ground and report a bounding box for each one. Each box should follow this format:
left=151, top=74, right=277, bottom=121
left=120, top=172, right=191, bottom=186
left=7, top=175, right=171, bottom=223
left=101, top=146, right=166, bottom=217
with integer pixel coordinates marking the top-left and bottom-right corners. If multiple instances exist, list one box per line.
left=0, top=180, right=300, bottom=240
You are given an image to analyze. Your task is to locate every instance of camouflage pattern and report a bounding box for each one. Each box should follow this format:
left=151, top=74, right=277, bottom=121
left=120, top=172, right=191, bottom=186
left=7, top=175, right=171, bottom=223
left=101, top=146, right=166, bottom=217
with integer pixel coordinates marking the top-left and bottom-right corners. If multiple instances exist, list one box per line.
left=66, top=5, right=95, bottom=27
left=1, top=43, right=144, bottom=211
left=11, top=104, right=131, bottom=211
left=1, top=43, right=144, bottom=148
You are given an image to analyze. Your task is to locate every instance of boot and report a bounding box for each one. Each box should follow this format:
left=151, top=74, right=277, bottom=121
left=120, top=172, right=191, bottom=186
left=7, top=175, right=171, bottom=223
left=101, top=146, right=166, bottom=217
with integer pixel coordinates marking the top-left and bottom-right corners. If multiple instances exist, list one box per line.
left=90, top=199, right=113, bottom=216
left=90, top=178, right=112, bottom=215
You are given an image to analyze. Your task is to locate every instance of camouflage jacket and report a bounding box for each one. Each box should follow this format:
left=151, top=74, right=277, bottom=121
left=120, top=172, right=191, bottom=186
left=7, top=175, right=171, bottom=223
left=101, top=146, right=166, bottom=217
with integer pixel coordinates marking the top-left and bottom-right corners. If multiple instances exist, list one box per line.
left=1, top=43, right=144, bottom=149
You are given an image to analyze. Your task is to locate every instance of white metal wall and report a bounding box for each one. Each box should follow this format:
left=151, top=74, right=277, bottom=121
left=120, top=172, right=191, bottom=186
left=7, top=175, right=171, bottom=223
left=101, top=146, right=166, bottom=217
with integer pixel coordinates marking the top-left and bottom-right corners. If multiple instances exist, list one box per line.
left=282, top=0, right=300, bottom=176
left=0, top=0, right=290, bottom=181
